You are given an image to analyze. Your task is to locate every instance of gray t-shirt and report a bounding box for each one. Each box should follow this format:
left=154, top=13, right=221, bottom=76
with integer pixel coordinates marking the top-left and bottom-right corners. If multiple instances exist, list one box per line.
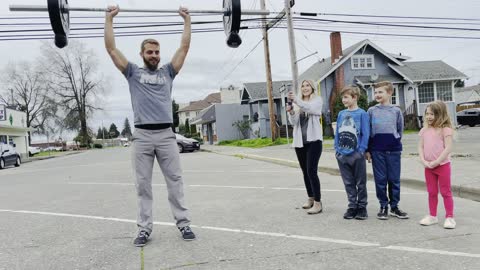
left=123, top=62, right=176, bottom=125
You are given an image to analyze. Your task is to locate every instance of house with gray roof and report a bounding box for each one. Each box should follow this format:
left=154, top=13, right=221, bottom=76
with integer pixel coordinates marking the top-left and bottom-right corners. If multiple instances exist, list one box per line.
left=455, top=85, right=480, bottom=105
left=177, top=92, right=220, bottom=134
left=240, top=80, right=291, bottom=138
left=300, top=34, right=467, bottom=128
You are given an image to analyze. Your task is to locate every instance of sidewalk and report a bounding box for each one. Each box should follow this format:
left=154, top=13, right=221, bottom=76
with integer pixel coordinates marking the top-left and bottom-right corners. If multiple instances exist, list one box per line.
left=201, top=143, right=480, bottom=202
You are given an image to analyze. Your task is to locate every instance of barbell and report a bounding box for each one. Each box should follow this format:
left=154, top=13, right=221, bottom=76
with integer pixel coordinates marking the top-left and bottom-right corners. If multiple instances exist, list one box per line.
left=9, top=0, right=271, bottom=49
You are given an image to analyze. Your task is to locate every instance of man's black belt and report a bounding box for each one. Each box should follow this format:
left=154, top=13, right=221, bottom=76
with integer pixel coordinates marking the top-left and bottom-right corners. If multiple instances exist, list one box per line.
left=135, top=123, right=172, bottom=130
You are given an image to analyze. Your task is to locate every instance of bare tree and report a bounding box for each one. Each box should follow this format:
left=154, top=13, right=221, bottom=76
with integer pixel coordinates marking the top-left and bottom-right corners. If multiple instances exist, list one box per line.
left=0, top=62, right=57, bottom=145
left=40, top=41, right=105, bottom=146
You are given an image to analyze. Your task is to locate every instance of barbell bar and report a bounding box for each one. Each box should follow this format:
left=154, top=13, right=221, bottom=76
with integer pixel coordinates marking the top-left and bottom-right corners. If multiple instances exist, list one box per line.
left=9, top=0, right=272, bottom=49
left=9, top=6, right=270, bottom=16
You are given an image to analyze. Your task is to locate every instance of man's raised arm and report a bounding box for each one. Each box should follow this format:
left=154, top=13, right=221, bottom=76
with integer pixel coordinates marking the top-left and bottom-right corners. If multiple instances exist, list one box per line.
left=104, top=5, right=128, bottom=73
left=171, top=7, right=191, bottom=74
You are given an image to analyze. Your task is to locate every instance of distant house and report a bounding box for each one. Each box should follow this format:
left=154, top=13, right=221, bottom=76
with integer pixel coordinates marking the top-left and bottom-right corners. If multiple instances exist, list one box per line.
left=191, top=103, right=250, bottom=144
left=240, top=80, right=291, bottom=138
left=299, top=33, right=468, bottom=128
left=177, top=92, right=220, bottom=133
left=455, top=85, right=480, bottom=110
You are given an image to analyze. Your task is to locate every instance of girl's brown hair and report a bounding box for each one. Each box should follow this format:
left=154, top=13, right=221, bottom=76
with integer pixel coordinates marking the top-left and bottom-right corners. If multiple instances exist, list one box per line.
left=423, top=100, right=453, bottom=129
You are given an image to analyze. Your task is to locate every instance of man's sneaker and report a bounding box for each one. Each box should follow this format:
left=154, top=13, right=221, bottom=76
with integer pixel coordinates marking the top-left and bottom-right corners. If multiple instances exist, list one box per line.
left=419, top=215, right=438, bottom=226
left=390, top=207, right=409, bottom=219
left=355, top=207, right=368, bottom=220
left=377, top=207, right=388, bottom=220
left=444, top=217, right=456, bottom=229
left=133, top=231, right=150, bottom=247
left=343, top=208, right=357, bottom=219
left=179, top=226, right=196, bottom=241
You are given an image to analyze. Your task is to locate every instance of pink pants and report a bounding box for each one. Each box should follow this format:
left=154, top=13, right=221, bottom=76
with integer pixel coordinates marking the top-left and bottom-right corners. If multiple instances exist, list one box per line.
left=424, top=162, right=454, bottom=218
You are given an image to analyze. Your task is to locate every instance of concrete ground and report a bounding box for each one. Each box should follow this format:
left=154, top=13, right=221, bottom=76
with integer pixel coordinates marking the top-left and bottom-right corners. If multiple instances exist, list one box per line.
left=0, top=148, right=479, bottom=269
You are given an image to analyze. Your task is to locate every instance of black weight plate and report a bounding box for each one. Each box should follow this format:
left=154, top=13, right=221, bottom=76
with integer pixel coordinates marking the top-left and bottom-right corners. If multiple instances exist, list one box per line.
left=48, top=0, right=70, bottom=47
left=223, top=0, right=241, bottom=35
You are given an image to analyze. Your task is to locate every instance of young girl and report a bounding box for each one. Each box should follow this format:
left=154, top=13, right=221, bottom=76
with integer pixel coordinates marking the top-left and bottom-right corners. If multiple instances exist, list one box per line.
left=418, top=100, right=455, bottom=229
left=287, top=80, right=323, bottom=214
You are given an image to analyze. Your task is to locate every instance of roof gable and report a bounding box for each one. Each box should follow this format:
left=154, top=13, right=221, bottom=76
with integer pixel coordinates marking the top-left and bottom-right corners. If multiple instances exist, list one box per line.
left=242, top=80, right=291, bottom=102
left=178, top=92, right=221, bottom=112
left=299, top=39, right=404, bottom=83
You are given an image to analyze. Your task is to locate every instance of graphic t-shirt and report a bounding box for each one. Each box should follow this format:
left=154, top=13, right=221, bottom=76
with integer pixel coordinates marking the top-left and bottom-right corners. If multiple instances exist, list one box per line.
left=334, top=108, right=370, bottom=156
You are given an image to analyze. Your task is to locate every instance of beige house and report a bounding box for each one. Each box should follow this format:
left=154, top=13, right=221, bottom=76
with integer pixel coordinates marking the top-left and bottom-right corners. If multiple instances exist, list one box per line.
left=178, top=92, right=220, bottom=133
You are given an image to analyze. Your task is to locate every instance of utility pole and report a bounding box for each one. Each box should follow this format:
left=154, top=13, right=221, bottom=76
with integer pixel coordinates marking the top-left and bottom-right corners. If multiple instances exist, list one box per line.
left=260, top=0, right=277, bottom=141
left=285, top=0, right=299, bottom=95
left=9, top=88, right=14, bottom=106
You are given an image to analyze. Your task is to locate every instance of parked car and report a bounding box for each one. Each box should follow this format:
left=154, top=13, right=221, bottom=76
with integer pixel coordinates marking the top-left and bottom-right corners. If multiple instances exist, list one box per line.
left=44, top=146, right=63, bottom=151
left=0, top=143, right=21, bottom=169
left=28, top=146, right=41, bottom=157
left=175, top=134, right=200, bottom=153
left=457, top=108, right=480, bottom=127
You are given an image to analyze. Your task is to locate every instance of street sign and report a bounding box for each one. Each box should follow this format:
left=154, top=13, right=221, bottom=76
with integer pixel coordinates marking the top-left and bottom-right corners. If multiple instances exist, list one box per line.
left=0, top=105, right=6, bottom=121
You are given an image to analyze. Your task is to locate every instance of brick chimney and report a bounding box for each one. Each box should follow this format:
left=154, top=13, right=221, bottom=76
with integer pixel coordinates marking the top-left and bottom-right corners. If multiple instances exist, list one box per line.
left=329, top=32, right=345, bottom=114
left=330, top=32, right=343, bottom=64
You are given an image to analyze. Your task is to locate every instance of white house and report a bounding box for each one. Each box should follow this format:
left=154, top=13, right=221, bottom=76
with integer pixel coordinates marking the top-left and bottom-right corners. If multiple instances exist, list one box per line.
left=0, top=104, right=32, bottom=159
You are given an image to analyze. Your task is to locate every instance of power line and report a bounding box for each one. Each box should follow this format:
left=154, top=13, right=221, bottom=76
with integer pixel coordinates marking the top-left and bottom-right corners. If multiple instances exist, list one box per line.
left=284, top=26, right=480, bottom=40
left=292, top=17, right=480, bottom=32
left=296, top=12, right=480, bottom=22
left=219, top=38, right=264, bottom=84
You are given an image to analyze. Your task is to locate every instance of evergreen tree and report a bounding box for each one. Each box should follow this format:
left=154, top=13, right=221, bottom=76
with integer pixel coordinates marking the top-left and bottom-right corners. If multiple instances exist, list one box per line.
left=102, top=127, right=110, bottom=139
left=185, top=118, right=190, bottom=134
left=96, top=127, right=103, bottom=139
left=121, top=117, right=132, bottom=138
left=172, top=99, right=179, bottom=129
left=108, top=123, right=120, bottom=138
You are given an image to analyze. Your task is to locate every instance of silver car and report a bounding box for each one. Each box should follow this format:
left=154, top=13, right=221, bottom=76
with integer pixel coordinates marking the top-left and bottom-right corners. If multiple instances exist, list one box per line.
left=175, top=134, right=200, bottom=153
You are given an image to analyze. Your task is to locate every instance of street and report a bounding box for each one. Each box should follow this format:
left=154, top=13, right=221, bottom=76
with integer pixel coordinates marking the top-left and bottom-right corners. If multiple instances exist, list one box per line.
left=0, top=148, right=479, bottom=270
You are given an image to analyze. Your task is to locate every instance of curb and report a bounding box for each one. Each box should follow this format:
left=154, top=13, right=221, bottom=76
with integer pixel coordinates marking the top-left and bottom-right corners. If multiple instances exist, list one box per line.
left=201, top=149, right=480, bottom=202
left=23, top=151, right=84, bottom=164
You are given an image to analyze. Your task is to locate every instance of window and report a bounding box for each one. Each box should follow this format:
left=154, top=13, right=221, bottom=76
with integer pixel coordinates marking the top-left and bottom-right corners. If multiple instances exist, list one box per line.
left=351, top=55, right=375, bottom=69
left=437, top=82, right=452, bottom=102
left=390, top=87, right=398, bottom=105
left=418, top=83, right=434, bottom=103
left=186, top=112, right=190, bottom=117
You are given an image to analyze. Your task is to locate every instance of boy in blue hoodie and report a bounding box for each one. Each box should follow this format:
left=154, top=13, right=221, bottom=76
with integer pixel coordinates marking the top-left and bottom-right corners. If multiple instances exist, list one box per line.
left=366, top=81, right=409, bottom=220
left=335, top=86, right=370, bottom=220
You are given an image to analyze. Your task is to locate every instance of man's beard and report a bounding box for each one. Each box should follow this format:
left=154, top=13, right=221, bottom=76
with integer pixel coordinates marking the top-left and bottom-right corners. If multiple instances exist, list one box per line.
left=143, top=57, right=159, bottom=71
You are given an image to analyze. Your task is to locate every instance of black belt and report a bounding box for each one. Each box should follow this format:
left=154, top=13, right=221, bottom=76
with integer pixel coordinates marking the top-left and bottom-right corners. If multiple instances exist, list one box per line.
left=135, top=123, right=172, bottom=130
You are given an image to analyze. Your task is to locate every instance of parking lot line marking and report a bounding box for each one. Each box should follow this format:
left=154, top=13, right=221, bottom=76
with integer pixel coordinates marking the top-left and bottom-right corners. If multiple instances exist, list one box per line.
left=66, top=182, right=424, bottom=194
left=0, top=209, right=478, bottom=258
left=382, top=246, right=480, bottom=258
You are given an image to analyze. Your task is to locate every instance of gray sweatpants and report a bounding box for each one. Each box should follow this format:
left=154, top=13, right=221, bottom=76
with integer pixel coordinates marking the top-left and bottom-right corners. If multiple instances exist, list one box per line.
left=336, top=152, right=368, bottom=209
left=131, top=128, right=190, bottom=234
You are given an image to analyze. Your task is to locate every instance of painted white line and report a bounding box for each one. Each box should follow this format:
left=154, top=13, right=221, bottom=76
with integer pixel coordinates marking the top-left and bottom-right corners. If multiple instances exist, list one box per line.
left=66, top=182, right=424, bottom=194
left=0, top=209, right=377, bottom=248
left=382, top=246, right=480, bottom=258
left=2, top=209, right=477, bottom=258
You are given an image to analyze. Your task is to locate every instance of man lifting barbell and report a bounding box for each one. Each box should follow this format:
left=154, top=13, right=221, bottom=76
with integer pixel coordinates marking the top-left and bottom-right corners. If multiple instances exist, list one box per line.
left=104, top=5, right=195, bottom=247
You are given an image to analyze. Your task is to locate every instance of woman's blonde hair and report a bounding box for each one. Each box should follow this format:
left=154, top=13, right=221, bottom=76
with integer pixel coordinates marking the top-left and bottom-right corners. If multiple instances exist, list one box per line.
left=423, top=100, right=453, bottom=129
left=293, top=80, right=317, bottom=114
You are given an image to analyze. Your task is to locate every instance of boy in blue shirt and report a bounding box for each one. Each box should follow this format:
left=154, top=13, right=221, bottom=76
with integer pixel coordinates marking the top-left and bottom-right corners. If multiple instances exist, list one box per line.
left=335, top=86, right=370, bottom=220
left=366, top=81, right=409, bottom=220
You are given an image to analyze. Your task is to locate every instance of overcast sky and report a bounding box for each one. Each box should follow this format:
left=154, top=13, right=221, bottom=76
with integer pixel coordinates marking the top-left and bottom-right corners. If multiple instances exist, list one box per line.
left=1, top=0, right=479, bottom=141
